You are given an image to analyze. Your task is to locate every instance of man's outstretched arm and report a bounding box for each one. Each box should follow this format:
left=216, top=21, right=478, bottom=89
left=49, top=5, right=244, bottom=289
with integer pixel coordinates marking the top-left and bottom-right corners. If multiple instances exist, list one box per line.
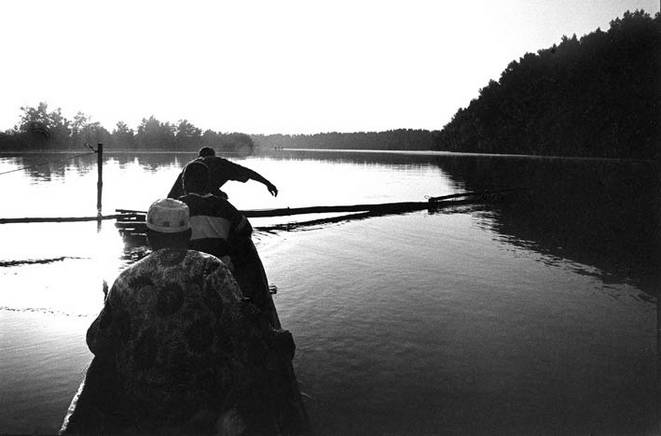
left=241, top=167, right=278, bottom=197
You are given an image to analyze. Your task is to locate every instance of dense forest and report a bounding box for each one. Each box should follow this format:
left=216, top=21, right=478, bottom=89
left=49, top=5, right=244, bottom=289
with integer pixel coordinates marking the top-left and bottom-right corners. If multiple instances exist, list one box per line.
left=0, top=103, right=255, bottom=154
left=434, top=10, right=660, bottom=159
left=251, top=130, right=439, bottom=152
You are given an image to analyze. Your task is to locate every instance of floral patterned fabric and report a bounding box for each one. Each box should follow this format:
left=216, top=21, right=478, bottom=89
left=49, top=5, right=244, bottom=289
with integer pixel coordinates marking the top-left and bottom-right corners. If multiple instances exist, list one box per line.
left=63, top=248, right=308, bottom=435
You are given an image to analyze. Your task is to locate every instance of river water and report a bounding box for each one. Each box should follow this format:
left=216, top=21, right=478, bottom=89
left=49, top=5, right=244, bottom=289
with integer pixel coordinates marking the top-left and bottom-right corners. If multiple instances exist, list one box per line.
left=0, top=150, right=659, bottom=435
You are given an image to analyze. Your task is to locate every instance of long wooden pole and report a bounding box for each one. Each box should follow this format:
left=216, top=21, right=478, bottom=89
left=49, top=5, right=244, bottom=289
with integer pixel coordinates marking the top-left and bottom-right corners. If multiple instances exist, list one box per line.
left=114, top=188, right=522, bottom=219
left=0, top=215, right=128, bottom=224
left=657, top=294, right=661, bottom=417
left=96, top=143, right=103, bottom=219
left=0, top=188, right=520, bottom=225
left=242, top=201, right=429, bottom=218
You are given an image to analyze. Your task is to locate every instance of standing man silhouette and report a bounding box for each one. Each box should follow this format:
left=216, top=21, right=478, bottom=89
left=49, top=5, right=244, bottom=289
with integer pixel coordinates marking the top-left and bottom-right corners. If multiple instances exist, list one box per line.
left=167, top=147, right=278, bottom=200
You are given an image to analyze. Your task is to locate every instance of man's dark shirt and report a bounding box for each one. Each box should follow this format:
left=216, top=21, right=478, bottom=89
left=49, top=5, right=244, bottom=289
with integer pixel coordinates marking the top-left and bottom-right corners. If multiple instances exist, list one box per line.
left=168, top=156, right=251, bottom=199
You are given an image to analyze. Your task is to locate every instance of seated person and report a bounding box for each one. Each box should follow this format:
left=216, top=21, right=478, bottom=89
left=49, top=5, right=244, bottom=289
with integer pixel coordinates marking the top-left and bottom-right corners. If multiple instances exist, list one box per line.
left=61, top=199, right=307, bottom=435
left=168, top=146, right=278, bottom=200
left=178, top=161, right=280, bottom=328
left=178, top=161, right=252, bottom=265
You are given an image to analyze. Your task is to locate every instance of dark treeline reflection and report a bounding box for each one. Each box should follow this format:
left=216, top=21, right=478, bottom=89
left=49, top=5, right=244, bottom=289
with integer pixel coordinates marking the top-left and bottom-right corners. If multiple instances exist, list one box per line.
left=438, top=156, right=661, bottom=296
left=273, top=150, right=660, bottom=295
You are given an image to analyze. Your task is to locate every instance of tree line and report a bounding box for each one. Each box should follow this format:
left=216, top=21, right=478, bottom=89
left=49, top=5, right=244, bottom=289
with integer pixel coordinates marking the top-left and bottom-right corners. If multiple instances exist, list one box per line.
left=433, top=10, right=660, bottom=159
left=0, top=103, right=439, bottom=154
left=251, top=129, right=439, bottom=152
left=0, top=103, right=255, bottom=154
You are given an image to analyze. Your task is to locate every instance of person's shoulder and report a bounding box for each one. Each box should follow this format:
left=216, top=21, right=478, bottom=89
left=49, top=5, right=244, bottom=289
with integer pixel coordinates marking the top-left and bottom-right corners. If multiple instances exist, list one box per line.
left=120, top=249, right=223, bottom=276
left=183, top=249, right=231, bottom=275
left=204, top=156, right=244, bottom=170
left=202, top=156, right=230, bottom=165
left=119, top=249, right=230, bottom=287
left=120, top=251, right=155, bottom=275
left=184, top=248, right=217, bottom=262
left=186, top=250, right=240, bottom=295
left=108, top=253, right=157, bottom=297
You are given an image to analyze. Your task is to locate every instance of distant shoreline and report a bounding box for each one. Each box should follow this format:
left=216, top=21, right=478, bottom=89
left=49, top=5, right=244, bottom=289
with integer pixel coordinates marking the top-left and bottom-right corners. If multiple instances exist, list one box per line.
left=0, top=148, right=654, bottom=163
left=274, top=148, right=654, bottom=163
left=0, top=150, right=246, bottom=155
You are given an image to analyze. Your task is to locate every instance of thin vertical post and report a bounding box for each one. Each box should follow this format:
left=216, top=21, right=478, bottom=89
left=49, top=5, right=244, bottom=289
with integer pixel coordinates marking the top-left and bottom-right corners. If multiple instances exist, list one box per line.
left=96, top=143, right=103, bottom=219
left=657, top=294, right=661, bottom=432
left=657, top=294, right=660, bottom=386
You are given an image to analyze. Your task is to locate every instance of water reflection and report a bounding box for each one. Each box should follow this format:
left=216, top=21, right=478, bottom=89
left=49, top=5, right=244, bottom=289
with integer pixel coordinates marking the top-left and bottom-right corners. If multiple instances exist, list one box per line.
left=107, top=152, right=191, bottom=172
left=269, top=150, right=660, bottom=296
left=0, top=153, right=97, bottom=182
left=1, top=150, right=659, bottom=434
left=0, top=152, right=192, bottom=182
left=5, top=149, right=656, bottom=297
left=433, top=156, right=661, bottom=297
left=2, top=150, right=657, bottom=299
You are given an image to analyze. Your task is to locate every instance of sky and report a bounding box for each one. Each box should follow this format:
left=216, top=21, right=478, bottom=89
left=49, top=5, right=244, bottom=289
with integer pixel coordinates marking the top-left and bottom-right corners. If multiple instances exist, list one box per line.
left=0, top=0, right=658, bottom=134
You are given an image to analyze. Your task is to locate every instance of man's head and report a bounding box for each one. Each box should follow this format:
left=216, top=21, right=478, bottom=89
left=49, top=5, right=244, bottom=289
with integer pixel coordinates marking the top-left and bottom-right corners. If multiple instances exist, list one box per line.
left=182, top=161, right=209, bottom=194
left=198, top=146, right=216, bottom=158
left=146, top=198, right=192, bottom=250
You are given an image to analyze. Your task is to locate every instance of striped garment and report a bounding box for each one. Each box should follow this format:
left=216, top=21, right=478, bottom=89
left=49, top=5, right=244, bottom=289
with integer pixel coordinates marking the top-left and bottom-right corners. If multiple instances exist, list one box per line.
left=178, top=193, right=251, bottom=260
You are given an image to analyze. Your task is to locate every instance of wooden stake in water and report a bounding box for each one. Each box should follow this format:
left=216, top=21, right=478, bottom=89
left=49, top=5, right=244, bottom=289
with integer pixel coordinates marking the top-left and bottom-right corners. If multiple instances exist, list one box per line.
left=657, top=293, right=661, bottom=434
left=96, top=143, right=103, bottom=220
left=657, top=294, right=661, bottom=391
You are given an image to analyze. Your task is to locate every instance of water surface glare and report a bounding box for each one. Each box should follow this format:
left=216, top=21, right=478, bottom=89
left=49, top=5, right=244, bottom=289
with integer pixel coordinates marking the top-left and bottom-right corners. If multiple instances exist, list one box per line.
left=0, top=151, right=658, bottom=434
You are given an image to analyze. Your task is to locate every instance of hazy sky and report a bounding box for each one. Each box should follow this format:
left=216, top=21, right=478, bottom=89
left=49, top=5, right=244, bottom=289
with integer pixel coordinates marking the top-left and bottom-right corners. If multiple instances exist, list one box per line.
left=0, top=0, right=657, bottom=134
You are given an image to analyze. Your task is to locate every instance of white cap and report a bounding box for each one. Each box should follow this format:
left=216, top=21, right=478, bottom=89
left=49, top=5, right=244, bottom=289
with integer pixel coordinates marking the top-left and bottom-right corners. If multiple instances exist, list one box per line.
left=146, top=198, right=191, bottom=233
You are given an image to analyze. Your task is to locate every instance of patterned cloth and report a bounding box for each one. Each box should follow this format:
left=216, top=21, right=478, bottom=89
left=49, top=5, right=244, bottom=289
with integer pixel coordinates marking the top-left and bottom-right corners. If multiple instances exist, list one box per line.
left=75, top=248, right=304, bottom=434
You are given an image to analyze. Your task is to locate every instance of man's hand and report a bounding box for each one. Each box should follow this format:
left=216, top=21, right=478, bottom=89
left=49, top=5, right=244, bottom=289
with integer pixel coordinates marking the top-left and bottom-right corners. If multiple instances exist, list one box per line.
left=266, top=182, right=278, bottom=197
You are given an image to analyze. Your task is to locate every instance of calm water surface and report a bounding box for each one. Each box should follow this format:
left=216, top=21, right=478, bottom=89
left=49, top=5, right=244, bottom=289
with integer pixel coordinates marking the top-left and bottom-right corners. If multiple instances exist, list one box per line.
left=0, top=151, right=659, bottom=434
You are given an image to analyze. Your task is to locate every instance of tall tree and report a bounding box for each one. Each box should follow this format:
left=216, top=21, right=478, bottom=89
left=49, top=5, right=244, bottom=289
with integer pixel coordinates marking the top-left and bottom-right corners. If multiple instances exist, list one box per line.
left=16, top=102, right=71, bottom=147
left=112, top=121, right=136, bottom=149
left=175, top=119, right=202, bottom=150
left=136, top=116, right=175, bottom=149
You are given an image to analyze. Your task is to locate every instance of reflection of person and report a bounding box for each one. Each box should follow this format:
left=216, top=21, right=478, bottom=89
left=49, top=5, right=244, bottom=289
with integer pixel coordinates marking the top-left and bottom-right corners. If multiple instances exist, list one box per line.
left=178, top=161, right=280, bottom=327
left=167, top=146, right=278, bottom=200
left=62, top=199, right=307, bottom=434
